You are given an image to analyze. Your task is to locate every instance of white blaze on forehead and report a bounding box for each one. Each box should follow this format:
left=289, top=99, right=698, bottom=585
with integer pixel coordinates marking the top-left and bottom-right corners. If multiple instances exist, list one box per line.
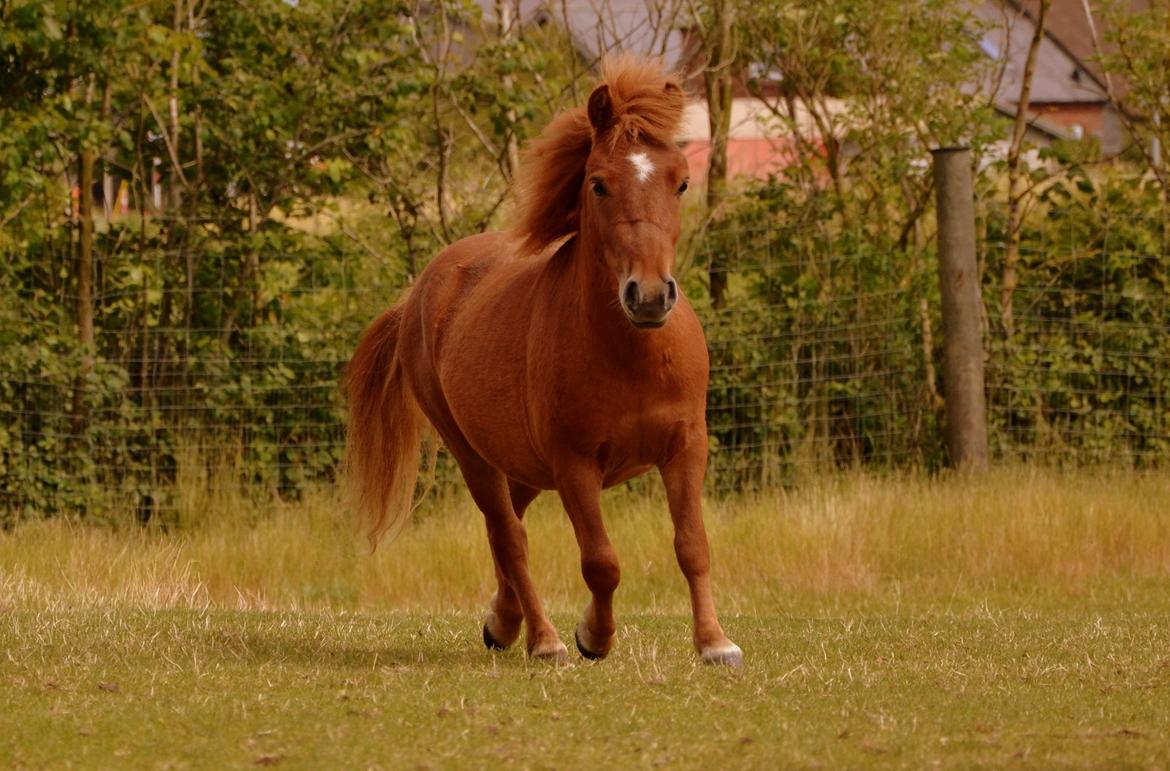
left=629, top=152, right=655, bottom=183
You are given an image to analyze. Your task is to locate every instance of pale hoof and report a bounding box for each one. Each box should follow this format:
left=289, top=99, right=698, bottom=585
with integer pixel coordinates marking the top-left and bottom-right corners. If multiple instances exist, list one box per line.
left=700, top=641, right=743, bottom=667
left=529, top=639, right=570, bottom=664
left=574, top=620, right=613, bottom=661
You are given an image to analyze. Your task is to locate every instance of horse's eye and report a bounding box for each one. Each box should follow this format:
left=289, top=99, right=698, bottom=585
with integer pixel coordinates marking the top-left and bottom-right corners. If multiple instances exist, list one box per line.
left=591, top=179, right=609, bottom=197
left=677, top=179, right=689, bottom=195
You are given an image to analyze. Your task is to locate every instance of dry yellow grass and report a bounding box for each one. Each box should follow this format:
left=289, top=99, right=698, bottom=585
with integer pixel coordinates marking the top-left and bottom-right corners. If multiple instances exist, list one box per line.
left=3, top=466, right=1168, bottom=614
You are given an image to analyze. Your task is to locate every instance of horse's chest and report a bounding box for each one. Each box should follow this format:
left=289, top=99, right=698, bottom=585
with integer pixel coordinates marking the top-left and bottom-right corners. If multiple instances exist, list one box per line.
left=542, top=363, right=698, bottom=465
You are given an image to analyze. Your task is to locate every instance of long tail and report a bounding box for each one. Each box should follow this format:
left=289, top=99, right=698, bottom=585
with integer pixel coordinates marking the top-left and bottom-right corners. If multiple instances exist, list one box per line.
left=344, top=303, right=424, bottom=551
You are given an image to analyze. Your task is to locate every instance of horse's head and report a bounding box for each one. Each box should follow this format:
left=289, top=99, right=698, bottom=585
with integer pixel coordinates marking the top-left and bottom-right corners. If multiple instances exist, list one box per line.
left=580, top=80, right=689, bottom=329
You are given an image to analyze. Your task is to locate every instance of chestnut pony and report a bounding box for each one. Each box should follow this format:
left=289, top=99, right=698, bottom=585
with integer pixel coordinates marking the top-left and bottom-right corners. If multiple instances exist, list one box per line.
left=345, top=57, right=741, bottom=666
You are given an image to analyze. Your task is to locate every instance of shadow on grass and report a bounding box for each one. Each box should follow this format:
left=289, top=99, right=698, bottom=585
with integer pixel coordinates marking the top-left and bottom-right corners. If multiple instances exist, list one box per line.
left=197, top=616, right=534, bottom=671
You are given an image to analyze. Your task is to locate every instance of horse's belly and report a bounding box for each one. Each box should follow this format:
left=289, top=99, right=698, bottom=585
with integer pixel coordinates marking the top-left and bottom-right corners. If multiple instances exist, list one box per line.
left=602, top=463, right=655, bottom=488
left=436, top=324, right=554, bottom=489
left=445, top=387, right=555, bottom=488
left=466, top=417, right=552, bottom=485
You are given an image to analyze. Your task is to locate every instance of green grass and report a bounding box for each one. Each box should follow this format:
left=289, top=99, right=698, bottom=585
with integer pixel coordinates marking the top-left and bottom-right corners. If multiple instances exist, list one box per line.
left=3, top=599, right=1169, bottom=769
left=3, top=468, right=1170, bottom=768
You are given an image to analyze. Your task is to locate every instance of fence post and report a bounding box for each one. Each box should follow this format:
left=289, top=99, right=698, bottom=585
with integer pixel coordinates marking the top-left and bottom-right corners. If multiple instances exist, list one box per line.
left=932, top=147, right=989, bottom=471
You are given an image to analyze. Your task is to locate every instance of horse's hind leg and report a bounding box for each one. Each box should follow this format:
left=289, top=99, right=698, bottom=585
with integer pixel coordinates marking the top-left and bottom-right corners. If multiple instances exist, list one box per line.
left=395, top=350, right=561, bottom=660
left=459, top=458, right=566, bottom=661
left=556, top=465, right=620, bottom=660
left=482, top=480, right=540, bottom=650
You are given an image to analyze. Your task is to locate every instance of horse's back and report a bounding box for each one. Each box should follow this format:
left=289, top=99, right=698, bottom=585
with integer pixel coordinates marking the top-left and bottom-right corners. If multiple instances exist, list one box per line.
left=406, top=231, right=509, bottom=324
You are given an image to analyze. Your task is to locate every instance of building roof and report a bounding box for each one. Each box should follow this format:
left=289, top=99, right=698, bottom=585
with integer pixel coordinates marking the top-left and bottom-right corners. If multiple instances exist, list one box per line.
left=481, top=0, right=689, bottom=67
left=1006, top=0, right=1149, bottom=100
left=974, top=0, right=1108, bottom=108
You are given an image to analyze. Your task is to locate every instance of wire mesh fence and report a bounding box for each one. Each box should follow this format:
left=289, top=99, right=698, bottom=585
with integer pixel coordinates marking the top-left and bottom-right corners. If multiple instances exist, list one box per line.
left=983, top=202, right=1170, bottom=464
left=1, top=222, right=401, bottom=519
left=1, top=194, right=1168, bottom=521
left=699, top=218, right=941, bottom=488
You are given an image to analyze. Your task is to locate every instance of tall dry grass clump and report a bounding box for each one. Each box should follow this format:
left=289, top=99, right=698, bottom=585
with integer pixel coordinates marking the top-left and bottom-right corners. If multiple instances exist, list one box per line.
left=703, top=468, right=1170, bottom=606
left=2, top=467, right=1168, bottom=614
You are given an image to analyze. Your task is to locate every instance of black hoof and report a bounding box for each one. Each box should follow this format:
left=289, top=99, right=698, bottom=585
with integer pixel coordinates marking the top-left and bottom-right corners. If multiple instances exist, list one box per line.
left=483, top=624, right=509, bottom=651
left=575, top=628, right=606, bottom=660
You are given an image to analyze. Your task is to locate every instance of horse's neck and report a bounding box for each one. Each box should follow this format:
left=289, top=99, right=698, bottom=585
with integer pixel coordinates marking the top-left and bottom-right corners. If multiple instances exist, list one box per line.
left=559, top=236, right=617, bottom=318
left=556, top=235, right=662, bottom=354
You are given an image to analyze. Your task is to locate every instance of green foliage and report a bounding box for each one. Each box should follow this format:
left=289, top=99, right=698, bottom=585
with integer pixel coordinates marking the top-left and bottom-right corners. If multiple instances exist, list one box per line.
left=689, top=0, right=995, bottom=482
left=2, top=0, right=1169, bottom=520
left=1099, top=0, right=1170, bottom=193
left=981, top=169, right=1170, bottom=462
left=738, top=0, right=998, bottom=204
left=693, top=178, right=945, bottom=487
left=0, top=0, right=578, bottom=522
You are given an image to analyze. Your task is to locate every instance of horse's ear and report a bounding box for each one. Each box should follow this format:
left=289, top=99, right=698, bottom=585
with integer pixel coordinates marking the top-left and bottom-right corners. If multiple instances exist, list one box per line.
left=587, top=84, right=614, bottom=133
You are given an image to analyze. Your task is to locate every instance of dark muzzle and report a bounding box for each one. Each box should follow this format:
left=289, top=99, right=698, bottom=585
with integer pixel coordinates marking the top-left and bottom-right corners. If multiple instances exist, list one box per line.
left=622, top=277, right=677, bottom=328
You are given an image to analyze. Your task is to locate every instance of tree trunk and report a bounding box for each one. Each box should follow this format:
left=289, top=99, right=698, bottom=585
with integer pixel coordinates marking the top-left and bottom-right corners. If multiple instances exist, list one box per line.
left=495, top=0, right=521, bottom=180
left=1002, top=0, right=1050, bottom=341
left=704, top=0, right=735, bottom=309
left=71, top=146, right=96, bottom=439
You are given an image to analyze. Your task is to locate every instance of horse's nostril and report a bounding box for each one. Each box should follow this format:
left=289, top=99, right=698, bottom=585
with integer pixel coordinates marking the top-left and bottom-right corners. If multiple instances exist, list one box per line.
left=623, top=281, right=640, bottom=310
left=665, top=278, right=678, bottom=304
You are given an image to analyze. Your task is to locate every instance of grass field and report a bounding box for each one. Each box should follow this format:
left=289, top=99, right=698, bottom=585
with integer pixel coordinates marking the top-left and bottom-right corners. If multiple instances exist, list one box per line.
left=3, top=468, right=1170, bottom=768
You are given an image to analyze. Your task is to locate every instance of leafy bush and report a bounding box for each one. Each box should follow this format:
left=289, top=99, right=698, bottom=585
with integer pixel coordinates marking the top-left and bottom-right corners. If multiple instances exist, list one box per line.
left=982, top=169, right=1170, bottom=463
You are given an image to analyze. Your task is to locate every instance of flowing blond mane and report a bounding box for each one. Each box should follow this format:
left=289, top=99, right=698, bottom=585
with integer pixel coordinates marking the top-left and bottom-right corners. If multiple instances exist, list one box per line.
left=510, top=56, right=686, bottom=253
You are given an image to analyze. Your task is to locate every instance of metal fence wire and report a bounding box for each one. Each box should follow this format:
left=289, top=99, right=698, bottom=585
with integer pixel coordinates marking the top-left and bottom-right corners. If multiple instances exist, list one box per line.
left=983, top=202, right=1170, bottom=463
left=1, top=198, right=1168, bottom=520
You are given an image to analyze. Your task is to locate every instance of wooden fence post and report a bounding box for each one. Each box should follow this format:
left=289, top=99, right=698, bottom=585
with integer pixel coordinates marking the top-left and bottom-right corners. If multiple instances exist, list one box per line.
left=932, top=147, right=989, bottom=471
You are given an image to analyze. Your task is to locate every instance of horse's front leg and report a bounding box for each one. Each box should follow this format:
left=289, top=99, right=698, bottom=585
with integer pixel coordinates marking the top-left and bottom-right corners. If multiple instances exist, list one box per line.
left=556, top=463, right=620, bottom=660
left=659, top=439, right=742, bottom=667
